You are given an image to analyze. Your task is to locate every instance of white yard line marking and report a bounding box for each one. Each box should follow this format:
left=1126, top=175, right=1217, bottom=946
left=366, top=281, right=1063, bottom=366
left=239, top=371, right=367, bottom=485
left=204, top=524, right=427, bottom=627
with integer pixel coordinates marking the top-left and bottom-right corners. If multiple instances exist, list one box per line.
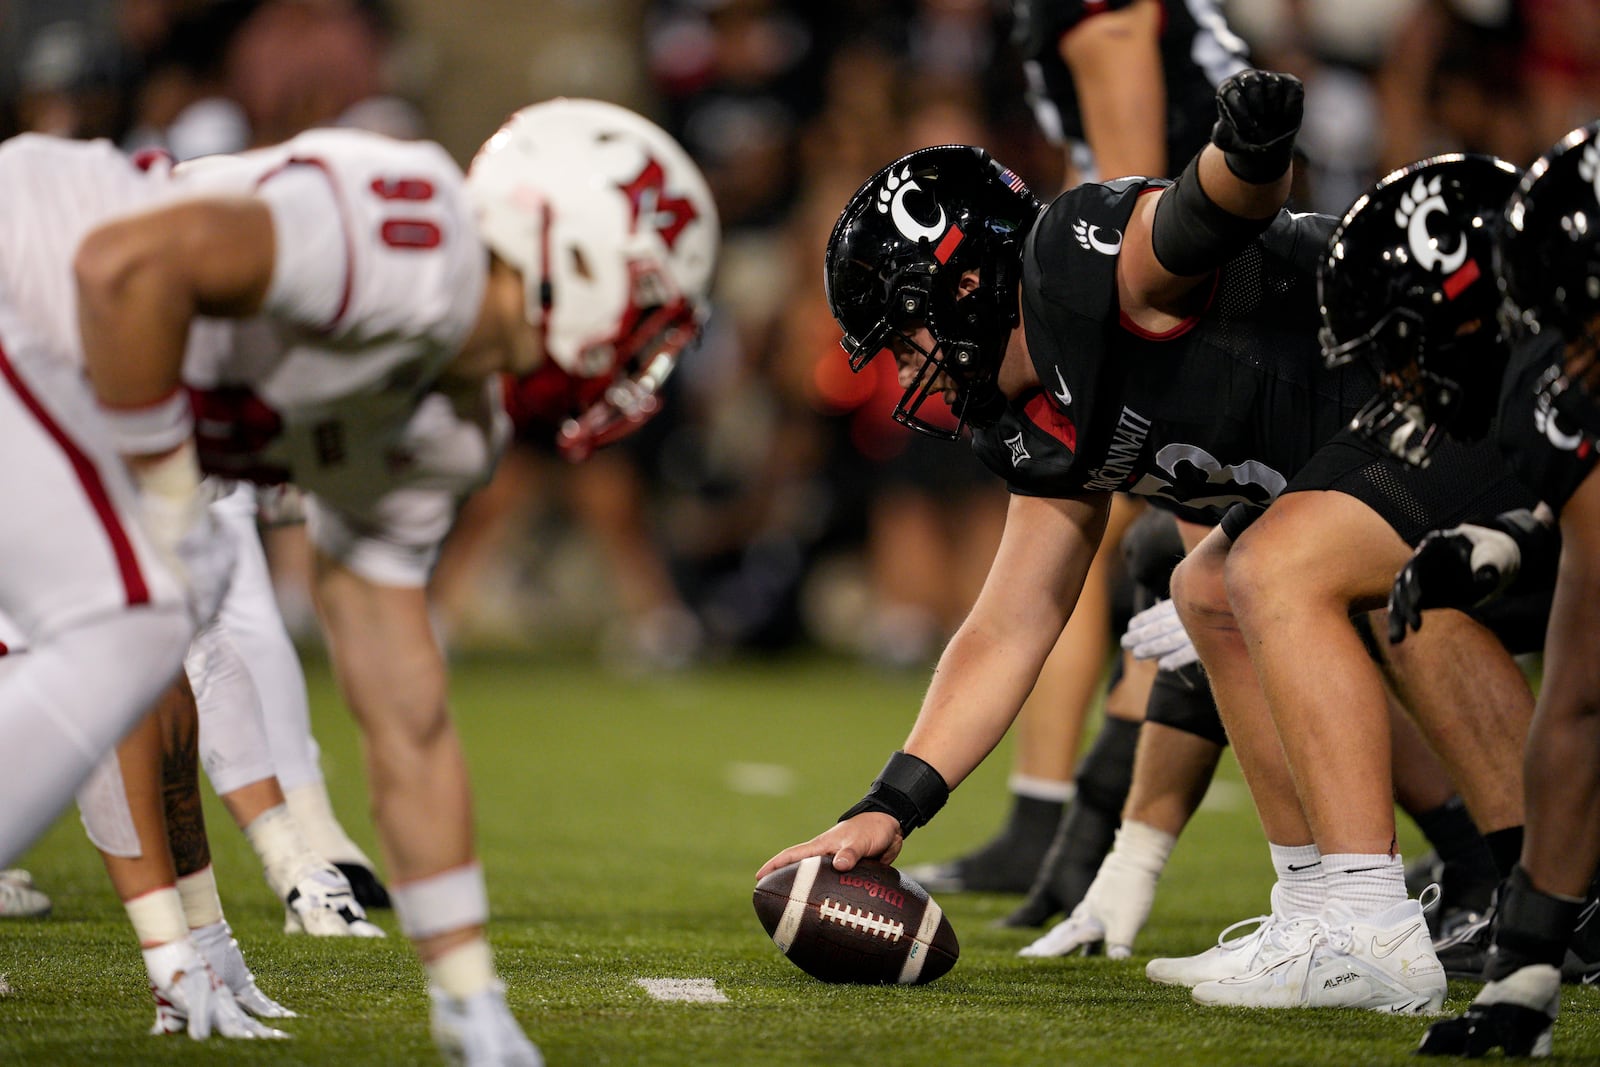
left=724, top=762, right=797, bottom=796
left=634, top=978, right=728, bottom=1003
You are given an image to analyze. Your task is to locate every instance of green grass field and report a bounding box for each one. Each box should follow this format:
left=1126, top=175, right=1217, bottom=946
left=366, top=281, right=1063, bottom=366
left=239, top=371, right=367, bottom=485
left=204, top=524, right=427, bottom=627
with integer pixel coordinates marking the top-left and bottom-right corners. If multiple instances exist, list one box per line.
left=3, top=651, right=1596, bottom=1065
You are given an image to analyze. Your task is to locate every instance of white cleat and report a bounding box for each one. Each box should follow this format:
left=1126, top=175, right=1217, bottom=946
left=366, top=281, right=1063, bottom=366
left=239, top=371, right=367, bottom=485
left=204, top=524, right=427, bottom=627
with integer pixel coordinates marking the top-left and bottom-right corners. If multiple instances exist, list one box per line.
left=150, top=943, right=290, bottom=1039
left=0, top=869, right=50, bottom=918
left=1192, top=897, right=1446, bottom=1013
left=191, top=919, right=297, bottom=1019
left=430, top=984, right=544, bottom=1067
left=1147, top=886, right=1320, bottom=988
left=284, top=865, right=386, bottom=937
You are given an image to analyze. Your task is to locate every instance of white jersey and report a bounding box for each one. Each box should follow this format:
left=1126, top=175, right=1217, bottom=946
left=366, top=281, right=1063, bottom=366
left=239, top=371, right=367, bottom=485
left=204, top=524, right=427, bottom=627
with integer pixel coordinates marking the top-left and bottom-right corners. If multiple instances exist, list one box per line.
left=0, top=129, right=503, bottom=586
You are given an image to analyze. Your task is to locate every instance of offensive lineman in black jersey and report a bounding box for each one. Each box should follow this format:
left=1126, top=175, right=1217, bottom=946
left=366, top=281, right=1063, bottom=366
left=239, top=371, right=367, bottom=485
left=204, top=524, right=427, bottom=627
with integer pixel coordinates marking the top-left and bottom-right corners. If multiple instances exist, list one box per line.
left=757, top=70, right=1540, bottom=1012
left=911, top=0, right=1252, bottom=919
left=1344, top=122, right=1600, bottom=1057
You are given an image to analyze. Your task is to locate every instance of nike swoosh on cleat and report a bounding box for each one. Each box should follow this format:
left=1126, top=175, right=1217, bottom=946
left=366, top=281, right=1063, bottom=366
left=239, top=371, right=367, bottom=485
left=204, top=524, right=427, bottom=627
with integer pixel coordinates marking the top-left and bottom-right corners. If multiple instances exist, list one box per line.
left=1373, top=923, right=1423, bottom=958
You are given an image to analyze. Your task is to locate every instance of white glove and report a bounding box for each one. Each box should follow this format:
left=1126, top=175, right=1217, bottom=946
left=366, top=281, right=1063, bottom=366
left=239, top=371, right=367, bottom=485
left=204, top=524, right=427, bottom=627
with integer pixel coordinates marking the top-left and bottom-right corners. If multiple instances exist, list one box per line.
left=284, top=865, right=386, bottom=938
left=1121, top=598, right=1198, bottom=672
left=134, top=444, right=236, bottom=627
left=148, top=939, right=289, bottom=1039
left=1019, top=821, right=1175, bottom=959
left=190, top=919, right=297, bottom=1019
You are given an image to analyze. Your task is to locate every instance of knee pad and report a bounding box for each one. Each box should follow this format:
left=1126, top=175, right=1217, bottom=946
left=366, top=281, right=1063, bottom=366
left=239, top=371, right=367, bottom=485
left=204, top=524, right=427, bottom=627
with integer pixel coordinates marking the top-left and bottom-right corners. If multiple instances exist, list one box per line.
left=1122, top=510, right=1186, bottom=600
left=1144, top=663, right=1227, bottom=747
left=188, top=623, right=277, bottom=796
left=76, top=748, right=141, bottom=858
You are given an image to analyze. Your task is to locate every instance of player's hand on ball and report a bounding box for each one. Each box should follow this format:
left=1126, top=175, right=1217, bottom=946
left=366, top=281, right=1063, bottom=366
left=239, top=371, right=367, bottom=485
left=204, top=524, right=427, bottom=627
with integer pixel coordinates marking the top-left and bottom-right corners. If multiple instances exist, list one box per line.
left=756, top=812, right=903, bottom=882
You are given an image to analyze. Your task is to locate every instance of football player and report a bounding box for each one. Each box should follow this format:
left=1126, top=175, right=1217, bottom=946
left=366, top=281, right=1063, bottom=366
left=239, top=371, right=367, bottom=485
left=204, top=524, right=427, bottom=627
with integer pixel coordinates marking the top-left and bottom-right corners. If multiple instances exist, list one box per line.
left=0, top=98, right=717, bottom=1062
left=1348, top=122, right=1600, bottom=1058
left=759, top=71, right=1536, bottom=1013
left=912, top=0, right=1252, bottom=915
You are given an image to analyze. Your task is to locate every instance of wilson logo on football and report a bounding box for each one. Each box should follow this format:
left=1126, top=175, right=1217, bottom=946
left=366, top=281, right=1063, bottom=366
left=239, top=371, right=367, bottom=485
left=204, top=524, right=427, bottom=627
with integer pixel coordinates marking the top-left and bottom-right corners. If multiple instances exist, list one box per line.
left=836, top=874, right=905, bottom=910
left=818, top=898, right=905, bottom=941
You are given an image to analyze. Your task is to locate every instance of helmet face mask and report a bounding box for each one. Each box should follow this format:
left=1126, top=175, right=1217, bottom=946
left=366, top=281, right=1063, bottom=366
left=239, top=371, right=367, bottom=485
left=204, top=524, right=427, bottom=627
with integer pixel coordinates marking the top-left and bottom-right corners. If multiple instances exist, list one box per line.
left=467, top=98, right=719, bottom=456
left=826, top=145, right=1040, bottom=440
left=1319, top=154, right=1524, bottom=464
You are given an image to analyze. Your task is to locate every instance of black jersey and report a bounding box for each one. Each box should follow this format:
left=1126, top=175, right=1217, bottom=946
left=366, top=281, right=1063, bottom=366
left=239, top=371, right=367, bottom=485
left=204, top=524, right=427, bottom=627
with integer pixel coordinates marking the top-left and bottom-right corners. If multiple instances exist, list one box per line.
left=1495, top=330, right=1600, bottom=515
left=970, top=177, right=1376, bottom=526
left=1013, top=0, right=1249, bottom=176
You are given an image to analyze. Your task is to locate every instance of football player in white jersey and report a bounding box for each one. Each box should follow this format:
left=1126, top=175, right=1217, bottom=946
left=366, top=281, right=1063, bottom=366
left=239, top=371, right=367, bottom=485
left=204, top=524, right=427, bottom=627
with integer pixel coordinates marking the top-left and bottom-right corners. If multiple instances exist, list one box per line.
left=0, top=99, right=718, bottom=1063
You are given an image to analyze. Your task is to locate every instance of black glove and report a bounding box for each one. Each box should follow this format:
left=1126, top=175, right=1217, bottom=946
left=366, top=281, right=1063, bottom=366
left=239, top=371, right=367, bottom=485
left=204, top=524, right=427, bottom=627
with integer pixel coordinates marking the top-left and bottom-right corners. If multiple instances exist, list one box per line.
left=1211, top=69, right=1304, bottom=184
left=1387, top=509, right=1554, bottom=643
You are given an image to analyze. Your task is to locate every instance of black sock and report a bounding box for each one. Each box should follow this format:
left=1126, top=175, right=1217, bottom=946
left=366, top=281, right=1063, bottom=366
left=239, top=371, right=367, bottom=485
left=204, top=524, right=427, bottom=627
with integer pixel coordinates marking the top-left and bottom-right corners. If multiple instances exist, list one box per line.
left=1412, top=796, right=1499, bottom=912
left=1484, top=826, right=1526, bottom=880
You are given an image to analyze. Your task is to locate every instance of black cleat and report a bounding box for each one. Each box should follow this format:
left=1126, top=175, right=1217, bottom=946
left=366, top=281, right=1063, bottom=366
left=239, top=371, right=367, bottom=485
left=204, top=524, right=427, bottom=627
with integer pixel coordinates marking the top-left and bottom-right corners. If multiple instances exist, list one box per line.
left=1416, top=964, right=1558, bottom=1058
left=335, top=862, right=392, bottom=910
left=903, top=794, right=1064, bottom=895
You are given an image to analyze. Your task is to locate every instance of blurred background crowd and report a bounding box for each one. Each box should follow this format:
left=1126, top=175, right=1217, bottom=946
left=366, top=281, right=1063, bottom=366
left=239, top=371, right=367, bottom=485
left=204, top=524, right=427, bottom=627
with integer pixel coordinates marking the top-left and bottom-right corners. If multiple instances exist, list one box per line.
left=1, top=0, right=1597, bottom=670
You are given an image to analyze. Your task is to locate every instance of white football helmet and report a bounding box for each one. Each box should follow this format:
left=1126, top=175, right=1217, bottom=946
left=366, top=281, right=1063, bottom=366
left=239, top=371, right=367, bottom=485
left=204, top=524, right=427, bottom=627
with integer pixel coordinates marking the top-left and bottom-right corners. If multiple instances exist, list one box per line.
left=466, top=98, right=719, bottom=460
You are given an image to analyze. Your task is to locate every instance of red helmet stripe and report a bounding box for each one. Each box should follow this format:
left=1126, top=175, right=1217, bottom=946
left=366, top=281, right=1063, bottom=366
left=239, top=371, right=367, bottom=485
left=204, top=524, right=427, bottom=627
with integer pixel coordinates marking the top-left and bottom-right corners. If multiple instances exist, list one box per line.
left=1442, top=257, right=1481, bottom=300
left=933, top=225, right=964, bottom=264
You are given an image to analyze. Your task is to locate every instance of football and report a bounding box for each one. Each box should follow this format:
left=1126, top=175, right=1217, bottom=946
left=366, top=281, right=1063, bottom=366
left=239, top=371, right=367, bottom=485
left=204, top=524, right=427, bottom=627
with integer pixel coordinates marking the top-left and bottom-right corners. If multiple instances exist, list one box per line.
left=753, top=855, right=959, bottom=985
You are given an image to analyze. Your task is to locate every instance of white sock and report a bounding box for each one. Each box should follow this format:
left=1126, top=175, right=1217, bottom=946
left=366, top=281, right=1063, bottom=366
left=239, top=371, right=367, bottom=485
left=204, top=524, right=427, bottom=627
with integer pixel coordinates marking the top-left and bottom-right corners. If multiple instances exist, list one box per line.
left=1268, top=842, right=1324, bottom=918
left=1323, top=852, right=1407, bottom=918
left=285, top=782, right=376, bottom=869
left=243, top=803, right=322, bottom=899
left=426, top=938, right=496, bottom=1000
left=1008, top=773, right=1076, bottom=804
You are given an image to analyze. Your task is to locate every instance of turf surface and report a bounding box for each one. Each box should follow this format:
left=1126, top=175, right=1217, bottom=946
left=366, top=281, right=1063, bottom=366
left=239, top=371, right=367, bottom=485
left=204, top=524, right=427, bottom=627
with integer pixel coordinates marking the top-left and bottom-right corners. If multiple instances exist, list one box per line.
left=3, top=651, right=1596, bottom=1064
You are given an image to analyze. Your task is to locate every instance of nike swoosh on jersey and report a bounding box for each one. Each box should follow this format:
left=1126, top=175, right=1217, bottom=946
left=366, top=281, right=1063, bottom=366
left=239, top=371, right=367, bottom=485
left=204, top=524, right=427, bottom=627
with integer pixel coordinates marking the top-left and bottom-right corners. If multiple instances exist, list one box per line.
left=1053, top=366, right=1072, bottom=407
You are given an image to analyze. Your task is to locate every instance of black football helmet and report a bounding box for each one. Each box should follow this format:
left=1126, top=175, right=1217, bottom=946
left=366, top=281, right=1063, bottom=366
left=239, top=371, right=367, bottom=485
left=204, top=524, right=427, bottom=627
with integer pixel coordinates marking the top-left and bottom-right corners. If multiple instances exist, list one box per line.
left=1319, top=154, right=1523, bottom=464
left=1498, top=121, right=1600, bottom=440
left=824, top=145, right=1041, bottom=440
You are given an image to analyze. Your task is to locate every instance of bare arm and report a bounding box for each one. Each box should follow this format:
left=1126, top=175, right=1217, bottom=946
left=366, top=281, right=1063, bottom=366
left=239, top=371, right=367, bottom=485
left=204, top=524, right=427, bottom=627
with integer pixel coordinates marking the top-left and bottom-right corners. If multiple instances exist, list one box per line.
left=1118, top=70, right=1302, bottom=328
left=757, top=491, right=1111, bottom=876
left=76, top=198, right=275, bottom=412
left=1060, top=0, right=1167, bottom=181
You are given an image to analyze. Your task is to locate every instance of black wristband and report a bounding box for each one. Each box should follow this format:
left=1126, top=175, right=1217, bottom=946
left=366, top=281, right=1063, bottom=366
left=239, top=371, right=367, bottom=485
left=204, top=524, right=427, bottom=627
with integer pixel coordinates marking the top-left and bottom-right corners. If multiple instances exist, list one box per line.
left=1218, top=141, right=1295, bottom=186
left=838, top=751, right=951, bottom=837
left=1151, top=154, right=1276, bottom=277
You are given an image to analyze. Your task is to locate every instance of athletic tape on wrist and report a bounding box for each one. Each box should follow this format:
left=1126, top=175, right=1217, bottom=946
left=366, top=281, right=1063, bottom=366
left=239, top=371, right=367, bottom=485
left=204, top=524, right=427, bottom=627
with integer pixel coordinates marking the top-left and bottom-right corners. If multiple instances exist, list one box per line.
left=99, top=389, right=194, bottom=455
left=176, top=864, right=225, bottom=929
left=392, top=862, right=488, bottom=941
left=1151, top=154, right=1277, bottom=278
left=838, top=751, right=950, bottom=836
left=125, top=885, right=191, bottom=948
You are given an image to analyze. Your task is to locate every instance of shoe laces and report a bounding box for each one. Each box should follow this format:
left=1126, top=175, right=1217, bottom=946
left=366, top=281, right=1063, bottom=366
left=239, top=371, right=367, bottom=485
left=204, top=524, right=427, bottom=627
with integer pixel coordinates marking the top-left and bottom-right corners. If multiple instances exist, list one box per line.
left=1216, top=912, right=1272, bottom=951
